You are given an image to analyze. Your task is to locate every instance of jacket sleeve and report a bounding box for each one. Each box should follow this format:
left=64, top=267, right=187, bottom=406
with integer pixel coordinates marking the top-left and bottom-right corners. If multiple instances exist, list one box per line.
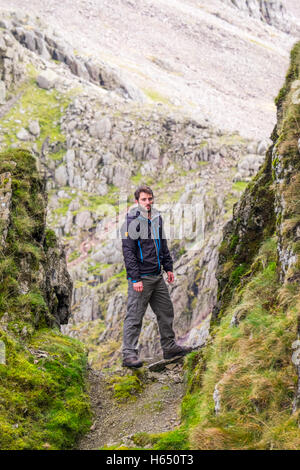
left=121, top=217, right=141, bottom=282
left=160, top=216, right=173, bottom=273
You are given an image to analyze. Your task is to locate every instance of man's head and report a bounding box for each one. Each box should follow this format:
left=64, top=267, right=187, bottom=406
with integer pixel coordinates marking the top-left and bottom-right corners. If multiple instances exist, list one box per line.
left=134, top=185, right=154, bottom=213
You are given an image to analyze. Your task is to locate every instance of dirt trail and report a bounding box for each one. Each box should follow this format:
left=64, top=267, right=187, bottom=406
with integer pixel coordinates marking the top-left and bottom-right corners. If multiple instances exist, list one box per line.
left=77, top=360, right=186, bottom=450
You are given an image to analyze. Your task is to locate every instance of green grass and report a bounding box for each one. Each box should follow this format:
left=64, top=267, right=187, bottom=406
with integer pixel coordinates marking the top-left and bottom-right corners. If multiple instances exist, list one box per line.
left=0, top=79, right=72, bottom=151
left=142, top=88, right=171, bottom=105
left=131, top=171, right=155, bottom=188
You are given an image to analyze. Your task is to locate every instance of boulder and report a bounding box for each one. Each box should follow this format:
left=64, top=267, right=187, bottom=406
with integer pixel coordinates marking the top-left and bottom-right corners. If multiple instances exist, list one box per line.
left=37, top=75, right=53, bottom=90
left=36, top=71, right=58, bottom=90
left=55, top=165, right=68, bottom=186
left=17, top=128, right=31, bottom=141
left=75, top=211, right=93, bottom=230
left=28, top=120, right=40, bottom=137
left=89, top=117, right=112, bottom=139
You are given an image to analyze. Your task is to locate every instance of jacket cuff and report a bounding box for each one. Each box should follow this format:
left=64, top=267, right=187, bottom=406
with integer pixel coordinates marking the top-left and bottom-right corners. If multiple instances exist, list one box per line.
left=163, top=266, right=173, bottom=273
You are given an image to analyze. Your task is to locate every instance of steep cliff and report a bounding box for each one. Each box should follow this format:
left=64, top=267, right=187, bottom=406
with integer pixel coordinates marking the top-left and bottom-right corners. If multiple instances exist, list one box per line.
left=0, top=149, right=91, bottom=450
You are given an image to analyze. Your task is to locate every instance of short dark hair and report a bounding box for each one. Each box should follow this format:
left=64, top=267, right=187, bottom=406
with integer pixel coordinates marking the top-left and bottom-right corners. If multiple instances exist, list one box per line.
left=134, top=185, right=154, bottom=201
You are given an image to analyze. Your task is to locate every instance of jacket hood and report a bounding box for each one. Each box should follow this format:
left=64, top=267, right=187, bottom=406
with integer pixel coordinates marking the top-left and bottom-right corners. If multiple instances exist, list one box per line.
left=127, top=204, right=161, bottom=221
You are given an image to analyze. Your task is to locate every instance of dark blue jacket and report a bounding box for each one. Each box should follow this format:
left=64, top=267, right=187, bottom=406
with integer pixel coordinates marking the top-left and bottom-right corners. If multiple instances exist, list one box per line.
left=121, top=205, right=173, bottom=282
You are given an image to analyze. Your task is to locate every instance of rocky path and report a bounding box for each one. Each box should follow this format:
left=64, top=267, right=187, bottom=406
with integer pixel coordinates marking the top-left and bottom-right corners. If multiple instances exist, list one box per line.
left=77, top=360, right=186, bottom=450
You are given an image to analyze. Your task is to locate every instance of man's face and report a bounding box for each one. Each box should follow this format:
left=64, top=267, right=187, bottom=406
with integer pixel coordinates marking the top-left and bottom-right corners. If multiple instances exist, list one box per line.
left=136, top=192, right=154, bottom=212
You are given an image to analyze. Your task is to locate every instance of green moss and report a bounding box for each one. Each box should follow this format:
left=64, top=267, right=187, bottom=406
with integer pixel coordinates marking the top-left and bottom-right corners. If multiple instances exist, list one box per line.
left=151, top=429, right=189, bottom=450
left=229, top=263, right=248, bottom=287
left=49, top=150, right=65, bottom=161
left=0, top=149, right=49, bottom=325
left=87, top=262, right=111, bottom=275
left=108, top=373, right=144, bottom=402
left=0, top=328, right=91, bottom=450
left=232, top=181, right=248, bottom=192
left=130, top=428, right=188, bottom=450
left=217, top=133, right=247, bottom=146
left=229, top=234, right=239, bottom=251
left=131, top=172, right=154, bottom=188
left=44, top=229, right=57, bottom=250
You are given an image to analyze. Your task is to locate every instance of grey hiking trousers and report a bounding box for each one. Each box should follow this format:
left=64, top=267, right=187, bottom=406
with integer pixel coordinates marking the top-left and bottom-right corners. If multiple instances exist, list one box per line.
left=122, top=272, right=176, bottom=357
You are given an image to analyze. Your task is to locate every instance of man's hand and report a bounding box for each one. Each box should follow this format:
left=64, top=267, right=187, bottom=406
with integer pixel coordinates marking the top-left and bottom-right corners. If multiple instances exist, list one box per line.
left=133, top=281, right=143, bottom=292
left=167, top=271, right=174, bottom=283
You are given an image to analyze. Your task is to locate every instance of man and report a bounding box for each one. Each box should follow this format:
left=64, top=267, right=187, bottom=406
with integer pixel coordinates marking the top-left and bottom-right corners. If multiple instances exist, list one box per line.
left=120, top=185, right=192, bottom=368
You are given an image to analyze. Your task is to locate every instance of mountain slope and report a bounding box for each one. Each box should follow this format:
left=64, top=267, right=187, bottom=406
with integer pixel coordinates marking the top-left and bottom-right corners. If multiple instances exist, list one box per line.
left=0, top=0, right=299, bottom=140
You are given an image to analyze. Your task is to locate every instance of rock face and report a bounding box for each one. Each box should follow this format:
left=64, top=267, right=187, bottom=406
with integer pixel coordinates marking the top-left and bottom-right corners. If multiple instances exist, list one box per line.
left=224, top=0, right=289, bottom=30
left=0, top=149, right=72, bottom=327
left=0, top=2, right=299, bottom=141
left=10, top=22, right=144, bottom=102
left=214, top=43, right=300, bottom=319
left=0, top=30, right=24, bottom=93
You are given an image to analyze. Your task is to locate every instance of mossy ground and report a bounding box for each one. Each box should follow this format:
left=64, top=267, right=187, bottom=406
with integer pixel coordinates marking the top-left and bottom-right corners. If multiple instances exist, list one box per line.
left=108, top=372, right=144, bottom=402
left=0, top=328, right=91, bottom=450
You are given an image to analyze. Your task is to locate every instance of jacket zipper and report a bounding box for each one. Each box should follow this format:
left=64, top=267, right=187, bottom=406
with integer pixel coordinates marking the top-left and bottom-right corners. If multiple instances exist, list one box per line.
left=137, top=239, right=143, bottom=262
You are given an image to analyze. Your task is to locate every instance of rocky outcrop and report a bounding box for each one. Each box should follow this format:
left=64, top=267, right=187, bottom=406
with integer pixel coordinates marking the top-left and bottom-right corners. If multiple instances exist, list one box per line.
left=224, top=0, right=289, bottom=31
left=0, top=30, right=24, bottom=102
left=0, top=170, right=12, bottom=244
left=0, top=149, right=72, bottom=328
left=1, top=16, right=144, bottom=102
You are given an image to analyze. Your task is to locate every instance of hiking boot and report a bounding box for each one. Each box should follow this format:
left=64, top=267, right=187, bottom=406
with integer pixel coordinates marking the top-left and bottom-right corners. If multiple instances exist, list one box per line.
left=122, top=356, right=143, bottom=368
left=163, top=344, right=193, bottom=360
